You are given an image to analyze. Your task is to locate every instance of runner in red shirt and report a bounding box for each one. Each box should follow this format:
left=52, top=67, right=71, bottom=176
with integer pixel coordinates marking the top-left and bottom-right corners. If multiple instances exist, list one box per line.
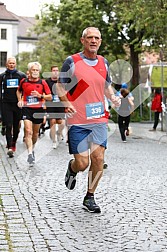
left=17, top=61, right=52, bottom=166
left=58, top=27, right=120, bottom=213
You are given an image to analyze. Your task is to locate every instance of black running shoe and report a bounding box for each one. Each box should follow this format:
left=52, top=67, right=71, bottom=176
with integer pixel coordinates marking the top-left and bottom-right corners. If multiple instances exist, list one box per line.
left=103, top=162, right=108, bottom=169
left=27, top=154, right=35, bottom=166
left=7, top=149, right=14, bottom=158
left=65, top=159, right=77, bottom=190
left=83, top=196, right=101, bottom=213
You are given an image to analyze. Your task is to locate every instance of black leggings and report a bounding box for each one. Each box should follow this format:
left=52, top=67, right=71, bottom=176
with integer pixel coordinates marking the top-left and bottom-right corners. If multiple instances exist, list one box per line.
left=153, top=111, right=161, bottom=129
left=118, top=115, right=130, bottom=141
left=2, top=102, right=22, bottom=148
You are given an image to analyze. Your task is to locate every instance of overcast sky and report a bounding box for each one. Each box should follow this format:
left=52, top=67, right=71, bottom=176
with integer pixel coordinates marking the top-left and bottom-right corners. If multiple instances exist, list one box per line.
left=2, top=0, right=60, bottom=17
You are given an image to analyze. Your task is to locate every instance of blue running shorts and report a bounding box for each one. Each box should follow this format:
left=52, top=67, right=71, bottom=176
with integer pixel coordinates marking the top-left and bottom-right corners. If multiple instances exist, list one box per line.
left=68, top=123, right=107, bottom=154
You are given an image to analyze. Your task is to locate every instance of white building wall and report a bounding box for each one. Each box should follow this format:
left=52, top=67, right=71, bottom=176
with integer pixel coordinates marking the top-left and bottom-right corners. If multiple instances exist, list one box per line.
left=11, top=24, right=18, bottom=56
left=0, top=18, right=37, bottom=72
left=18, top=40, right=37, bottom=53
left=0, top=21, right=18, bottom=57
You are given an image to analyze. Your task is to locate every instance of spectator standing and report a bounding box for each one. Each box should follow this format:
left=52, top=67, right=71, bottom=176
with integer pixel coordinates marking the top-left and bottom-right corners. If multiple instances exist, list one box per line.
left=0, top=57, right=26, bottom=157
left=16, top=62, right=52, bottom=166
left=149, top=88, right=162, bottom=131
left=45, top=65, right=65, bottom=149
left=58, top=27, right=120, bottom=213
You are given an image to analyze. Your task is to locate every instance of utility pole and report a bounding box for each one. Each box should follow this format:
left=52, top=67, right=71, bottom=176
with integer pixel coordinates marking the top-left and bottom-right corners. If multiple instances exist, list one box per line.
left=159, top=49, right=164, bottom=131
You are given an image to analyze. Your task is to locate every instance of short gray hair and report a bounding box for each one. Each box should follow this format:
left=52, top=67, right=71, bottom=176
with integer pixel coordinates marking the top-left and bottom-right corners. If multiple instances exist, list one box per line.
left=27, top=62, right=42, bottom=71
left=82, top=27, right=101, bottom=38
left=6, top=56, right=16, bottom=64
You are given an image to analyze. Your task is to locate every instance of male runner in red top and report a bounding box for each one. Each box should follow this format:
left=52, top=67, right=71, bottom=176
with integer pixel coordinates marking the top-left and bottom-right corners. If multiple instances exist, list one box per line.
left=58, top=27, right=120, bottom=213
left=17, top=61, right=52, bottom=166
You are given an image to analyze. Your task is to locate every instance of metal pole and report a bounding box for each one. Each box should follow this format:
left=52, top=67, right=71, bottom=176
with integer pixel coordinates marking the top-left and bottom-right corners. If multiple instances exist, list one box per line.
left=161, top=60, right=164, bottom=131
left=149, top=94, right=152, bottom=121
left=139, top=84, right=142, bottom=119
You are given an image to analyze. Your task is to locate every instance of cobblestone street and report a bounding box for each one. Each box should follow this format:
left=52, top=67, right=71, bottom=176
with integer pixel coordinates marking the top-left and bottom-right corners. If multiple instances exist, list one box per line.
left=0, top=122, right=167, bottom=252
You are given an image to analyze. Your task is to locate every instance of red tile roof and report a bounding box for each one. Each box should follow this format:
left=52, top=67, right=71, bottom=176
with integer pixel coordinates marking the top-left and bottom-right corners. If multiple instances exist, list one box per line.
left=0, top=2, right=37, bottom=38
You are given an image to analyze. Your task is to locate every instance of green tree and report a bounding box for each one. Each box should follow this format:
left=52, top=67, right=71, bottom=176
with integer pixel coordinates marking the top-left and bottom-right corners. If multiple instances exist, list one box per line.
left=17, top=12, right=67, bottom=73
left=26, top=0, right=167, bottom=86
left=57, top=0, right=167, bottom=86
left=106, top=0, right=167, bottom=86
left=16, top=52, right=35, bottom=73
left=33, top=27, right=66, bottom=72
left=35, top=0, right=126, bottom=71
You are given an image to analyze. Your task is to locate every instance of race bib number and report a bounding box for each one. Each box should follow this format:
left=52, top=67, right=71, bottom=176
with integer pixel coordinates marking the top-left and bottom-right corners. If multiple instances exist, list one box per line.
left=26, top=96, right=39, bottom=105
left=7, top=79, right=19, bottom=88
left=52, top=94, right=60, bottom=102
left=86, top=102, right=104, bottom=119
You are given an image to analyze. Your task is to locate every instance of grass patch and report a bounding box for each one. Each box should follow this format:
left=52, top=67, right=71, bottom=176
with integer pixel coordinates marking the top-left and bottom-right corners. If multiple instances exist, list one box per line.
left=151, top=66, right=167, bottom=87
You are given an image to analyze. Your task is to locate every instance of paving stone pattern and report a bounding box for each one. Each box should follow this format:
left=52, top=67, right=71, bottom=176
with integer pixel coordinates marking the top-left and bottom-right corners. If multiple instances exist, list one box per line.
left=0, top=123, right=167, bottom=251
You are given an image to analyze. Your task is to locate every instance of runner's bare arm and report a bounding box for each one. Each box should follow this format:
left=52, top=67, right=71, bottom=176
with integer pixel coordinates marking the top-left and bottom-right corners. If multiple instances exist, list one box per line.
left=16, top=90, right=24, bottom=108
left=30, top=90, right=52, bottom=101
left=105, top=85, right=120, bottom=107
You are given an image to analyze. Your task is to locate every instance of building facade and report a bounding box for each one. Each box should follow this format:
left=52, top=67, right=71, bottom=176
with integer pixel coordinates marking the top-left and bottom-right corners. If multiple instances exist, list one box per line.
left=0, top=2, right=37, bottom=72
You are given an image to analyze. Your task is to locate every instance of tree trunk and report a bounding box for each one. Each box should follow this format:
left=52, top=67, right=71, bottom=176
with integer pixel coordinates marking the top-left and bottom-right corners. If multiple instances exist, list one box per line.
left=130, top=44, right=140, bottom=88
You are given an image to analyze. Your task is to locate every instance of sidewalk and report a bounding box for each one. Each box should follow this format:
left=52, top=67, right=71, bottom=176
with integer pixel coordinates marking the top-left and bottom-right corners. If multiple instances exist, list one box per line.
left=130, top=122, right=167, bottom=143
